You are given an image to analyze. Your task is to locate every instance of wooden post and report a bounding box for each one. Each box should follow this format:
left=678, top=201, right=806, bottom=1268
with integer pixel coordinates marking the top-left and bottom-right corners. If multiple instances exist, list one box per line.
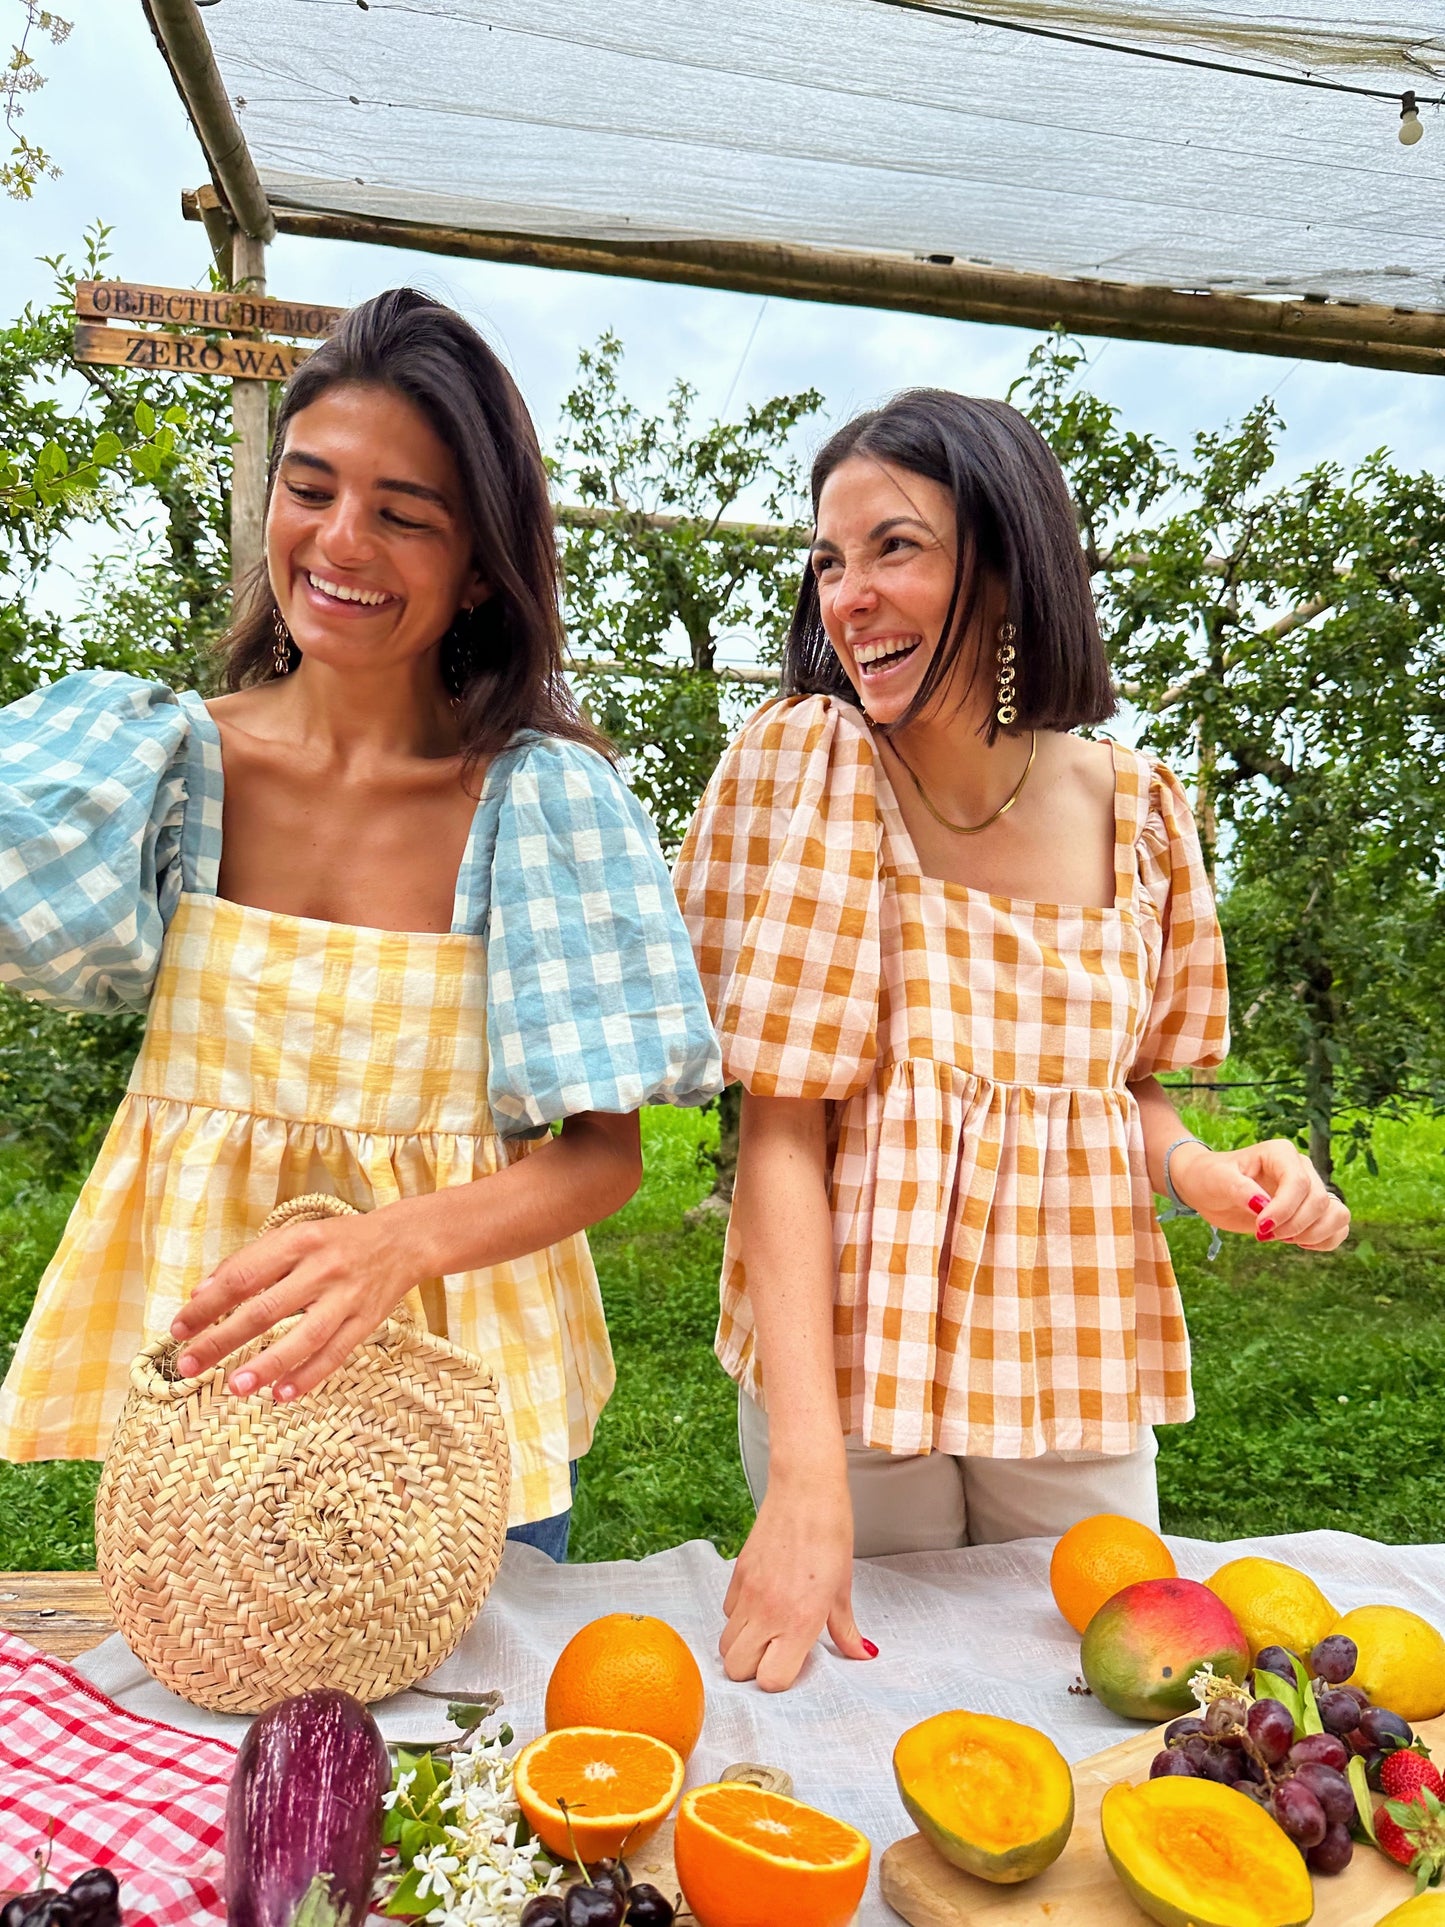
left=230, top=228, right=269, bottom=601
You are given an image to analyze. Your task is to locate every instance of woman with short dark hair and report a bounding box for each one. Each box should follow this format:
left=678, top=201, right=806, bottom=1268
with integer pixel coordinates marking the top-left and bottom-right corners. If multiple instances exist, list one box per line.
left=675, top=388, right=1348, bottom=1686
left=0, top=289, right=721, bottom=1560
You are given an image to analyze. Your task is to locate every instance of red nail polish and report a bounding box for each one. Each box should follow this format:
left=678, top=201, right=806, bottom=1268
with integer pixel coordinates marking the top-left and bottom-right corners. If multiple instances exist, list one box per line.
left=1257, top=1227, right=1275, bottom=1242
left=1257, top=1219, right=1275, bottom=1235
left=1248, top=1195, right=1268, bottom=1215
left=862, top=1638, right=879, bottom=1658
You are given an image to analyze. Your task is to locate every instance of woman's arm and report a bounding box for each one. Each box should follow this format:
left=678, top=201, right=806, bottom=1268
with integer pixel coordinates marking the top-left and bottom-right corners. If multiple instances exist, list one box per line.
left=1130, top=1075, right=1350, bottom=1251
left=718, top=1091, right=874, bottom=1691
left=170, top=1111, right=642, bottom=1396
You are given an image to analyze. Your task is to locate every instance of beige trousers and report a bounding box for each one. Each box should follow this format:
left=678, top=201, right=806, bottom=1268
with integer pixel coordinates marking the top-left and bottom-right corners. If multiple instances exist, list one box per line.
left=737, top=1390, right=1161, bottom=1557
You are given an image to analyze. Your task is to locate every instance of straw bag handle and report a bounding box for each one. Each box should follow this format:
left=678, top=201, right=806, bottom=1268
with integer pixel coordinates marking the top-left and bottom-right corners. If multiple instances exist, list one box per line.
left=253, top=1193, right=422, bottom=1330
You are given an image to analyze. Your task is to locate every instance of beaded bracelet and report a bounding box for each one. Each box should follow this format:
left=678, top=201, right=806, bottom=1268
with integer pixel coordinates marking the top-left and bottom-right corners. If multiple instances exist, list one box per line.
left=1160, top=1134, right=1222, bottom=1261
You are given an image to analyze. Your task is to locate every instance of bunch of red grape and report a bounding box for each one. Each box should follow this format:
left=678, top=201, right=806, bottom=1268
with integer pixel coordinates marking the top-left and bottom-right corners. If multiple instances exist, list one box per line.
left=1148, top=1632, right=1416, bottom=1876
left=0, top=1869, right=121, bottom=1927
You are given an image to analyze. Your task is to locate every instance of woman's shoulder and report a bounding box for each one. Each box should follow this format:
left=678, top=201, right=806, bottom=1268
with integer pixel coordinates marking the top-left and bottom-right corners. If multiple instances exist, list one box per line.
left=733, top=690, right=871, bottom=753
left=494, top=729, right=648, bottom=830
left=5, top=667, right=195, bottom=732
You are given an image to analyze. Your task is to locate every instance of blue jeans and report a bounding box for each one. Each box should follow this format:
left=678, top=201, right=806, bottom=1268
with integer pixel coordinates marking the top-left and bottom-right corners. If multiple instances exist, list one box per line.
left=504, top=1461, right=578, bottom=1562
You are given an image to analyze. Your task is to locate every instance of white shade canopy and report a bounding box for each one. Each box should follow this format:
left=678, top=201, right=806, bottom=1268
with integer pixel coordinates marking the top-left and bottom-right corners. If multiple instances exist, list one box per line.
left=162, top=1, right=1445, bottom=366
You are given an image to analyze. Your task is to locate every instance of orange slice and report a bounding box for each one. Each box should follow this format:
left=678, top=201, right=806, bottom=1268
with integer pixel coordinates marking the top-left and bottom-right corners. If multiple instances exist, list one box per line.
left=674, top=1781, right=871, bottom=1927
left=512, top=1725, right=684, bottom=1861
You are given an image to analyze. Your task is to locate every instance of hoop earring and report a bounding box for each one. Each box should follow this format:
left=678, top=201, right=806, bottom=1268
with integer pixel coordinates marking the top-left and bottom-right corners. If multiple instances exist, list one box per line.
left=272, top=610, right=294, bottom=678
left=995, top=621, right=1018, bottom=728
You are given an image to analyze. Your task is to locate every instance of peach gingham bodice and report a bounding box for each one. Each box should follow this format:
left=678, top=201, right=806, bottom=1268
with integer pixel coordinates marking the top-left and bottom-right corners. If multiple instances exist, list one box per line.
left=674, top=695, right=1230, bottom=1460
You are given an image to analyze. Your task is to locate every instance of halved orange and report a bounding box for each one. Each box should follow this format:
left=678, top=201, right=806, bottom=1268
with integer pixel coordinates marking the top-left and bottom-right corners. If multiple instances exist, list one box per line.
left=674, top=1782, right=871, bottom=1927
left=512, top=1725, right=684, bottom=1861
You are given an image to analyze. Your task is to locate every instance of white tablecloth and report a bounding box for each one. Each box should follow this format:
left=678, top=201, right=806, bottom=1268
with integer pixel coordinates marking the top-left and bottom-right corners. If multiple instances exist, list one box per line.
left=75, top=1529, right=1445, bottom=1925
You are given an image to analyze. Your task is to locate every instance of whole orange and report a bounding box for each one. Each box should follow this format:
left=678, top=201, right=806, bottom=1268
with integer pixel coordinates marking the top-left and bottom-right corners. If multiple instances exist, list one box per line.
left=1049, top=1513, right=1177, bottom=1635
left=545, top=1612, right=706, bottom=1760
left=674, top=1782, right=870, bottom=1927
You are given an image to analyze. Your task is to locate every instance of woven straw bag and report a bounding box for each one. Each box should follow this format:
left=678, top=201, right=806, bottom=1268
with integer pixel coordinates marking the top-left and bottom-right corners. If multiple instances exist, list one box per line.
left=95, top=1195, right=511, bottom=1714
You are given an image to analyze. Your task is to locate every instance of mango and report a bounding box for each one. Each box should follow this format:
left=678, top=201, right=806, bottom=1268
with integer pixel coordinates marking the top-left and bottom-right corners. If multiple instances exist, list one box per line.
left=1081, top=1576, right=1249, bottom=1721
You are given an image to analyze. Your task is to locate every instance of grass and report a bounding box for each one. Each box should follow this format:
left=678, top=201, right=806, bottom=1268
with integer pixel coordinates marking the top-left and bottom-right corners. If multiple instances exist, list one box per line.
left=1, top=1105, right=1443, bottom=1569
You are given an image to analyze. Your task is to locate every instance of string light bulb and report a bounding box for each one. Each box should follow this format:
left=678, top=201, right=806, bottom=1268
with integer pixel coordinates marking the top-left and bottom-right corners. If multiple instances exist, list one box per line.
left=1400, top=91, right=1424, bottom=145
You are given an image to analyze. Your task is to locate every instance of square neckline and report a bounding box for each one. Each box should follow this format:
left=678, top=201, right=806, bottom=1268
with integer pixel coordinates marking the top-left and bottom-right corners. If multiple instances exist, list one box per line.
left=184, top=692, right=522, bottom=939
left=863, top=718, right=1135, bottom=919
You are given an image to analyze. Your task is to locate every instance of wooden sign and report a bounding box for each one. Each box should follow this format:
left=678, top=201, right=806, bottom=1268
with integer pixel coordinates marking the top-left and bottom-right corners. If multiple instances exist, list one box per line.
left=73, top=321, right=311, bottom=381
left=75, top=280, right=343, bottom=341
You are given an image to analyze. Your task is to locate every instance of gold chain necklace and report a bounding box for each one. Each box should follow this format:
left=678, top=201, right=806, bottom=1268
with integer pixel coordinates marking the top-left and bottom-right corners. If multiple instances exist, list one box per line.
left=889, top=730, right=1038, bottom=835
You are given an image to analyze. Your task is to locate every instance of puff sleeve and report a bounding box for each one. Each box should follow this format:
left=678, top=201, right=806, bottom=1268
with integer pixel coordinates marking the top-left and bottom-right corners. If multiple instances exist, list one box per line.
left=0, top=670, right=220, bottom=1014
left=464, top=734, right=723, bottom=1138
left=673, top=694, right=882, bottom=1100
left=1131, top=759, right=1230, bottom=1077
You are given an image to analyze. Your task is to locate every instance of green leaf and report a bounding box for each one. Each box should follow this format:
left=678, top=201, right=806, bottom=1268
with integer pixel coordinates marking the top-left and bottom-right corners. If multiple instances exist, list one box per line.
left=1348, top=1754, right=1377, bottom=1843
left=381, top=1805, right=405, bottom=1847
left=130, top=444, right=161, bottom=482
left=383, top=1866, right=433, bottom=1918
left=398, top=1816, right=432, bottom=1866
left=1252, top=1668, right=1303, bottom=1735
left=163, top=403, right=187, bottom=427
left=133, top=399, right=155, bottom=436
left=91, top=431, right=122, bottom=467
left=408, top=1750, right=441, bottom=1809
left=1289, top=1654, right=1324, bottom=1736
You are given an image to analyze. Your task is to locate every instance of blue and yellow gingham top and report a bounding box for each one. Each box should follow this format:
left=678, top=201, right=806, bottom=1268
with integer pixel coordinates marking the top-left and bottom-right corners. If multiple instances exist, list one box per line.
left=0, top=671, right=722, bottom=1518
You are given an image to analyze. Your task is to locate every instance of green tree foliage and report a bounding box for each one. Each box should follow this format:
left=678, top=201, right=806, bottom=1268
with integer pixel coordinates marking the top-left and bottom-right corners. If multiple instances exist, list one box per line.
left=1018, top=335, right=1445, bottom=1183
left=1, top=2, right=67, bottom=201
left=552, top=332, right=819, bottom=853
left=2, top=224, right=231, bottom=702
left=0, top=228, right=233, bottom=1169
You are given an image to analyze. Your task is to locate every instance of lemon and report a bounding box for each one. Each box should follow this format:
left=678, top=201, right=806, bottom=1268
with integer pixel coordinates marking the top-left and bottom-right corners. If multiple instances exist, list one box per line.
left=1375, top=1895, right=1445, bottom=1925
left=1330, top=1604, right=1445, bottom=1723
left=1204, top=1557, right=1336, bottom=1661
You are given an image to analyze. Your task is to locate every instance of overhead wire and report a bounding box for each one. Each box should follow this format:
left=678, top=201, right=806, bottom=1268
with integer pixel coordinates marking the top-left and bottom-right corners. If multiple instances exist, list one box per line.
left=866, top=2, right=1445, bottom=108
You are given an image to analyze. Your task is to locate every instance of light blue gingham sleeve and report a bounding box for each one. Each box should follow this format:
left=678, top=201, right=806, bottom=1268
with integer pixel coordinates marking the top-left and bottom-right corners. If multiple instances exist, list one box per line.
left=459, top=734, right=723, bottom=1137
left=0, top=670, right=222, bottom=1013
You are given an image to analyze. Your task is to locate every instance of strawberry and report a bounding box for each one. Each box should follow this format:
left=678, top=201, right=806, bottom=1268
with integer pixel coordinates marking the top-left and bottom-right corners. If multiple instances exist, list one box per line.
left=1376, top=1787, right=1445, bottom=1892
left=1382, top=1750, right=1445, bottom=1804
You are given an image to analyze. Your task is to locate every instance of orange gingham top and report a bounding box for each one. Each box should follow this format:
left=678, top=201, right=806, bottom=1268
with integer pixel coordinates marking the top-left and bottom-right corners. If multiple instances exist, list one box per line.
left=674, top=694, right=1230, bottom=1460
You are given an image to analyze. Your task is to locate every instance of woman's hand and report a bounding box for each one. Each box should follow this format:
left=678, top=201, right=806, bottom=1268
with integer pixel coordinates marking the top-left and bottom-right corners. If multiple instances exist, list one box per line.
left=1170, top=1138, right=1351, bottom=1251
left=170, top=1206, right=423, bottom=1400
left=719, top=1465, right=872, bottom=1692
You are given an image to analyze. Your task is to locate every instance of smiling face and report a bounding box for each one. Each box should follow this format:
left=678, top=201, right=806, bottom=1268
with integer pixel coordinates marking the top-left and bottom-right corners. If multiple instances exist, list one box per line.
left=266, top=382, right=486, bottom=681
left=811, top=453, right=991, bottom=728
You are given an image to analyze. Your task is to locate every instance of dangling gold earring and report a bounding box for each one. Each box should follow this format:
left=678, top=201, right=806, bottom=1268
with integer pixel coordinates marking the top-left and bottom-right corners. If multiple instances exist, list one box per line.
left=995, top=621, right=1018, bottom=728
left=272, top=610, right=293, bottom=677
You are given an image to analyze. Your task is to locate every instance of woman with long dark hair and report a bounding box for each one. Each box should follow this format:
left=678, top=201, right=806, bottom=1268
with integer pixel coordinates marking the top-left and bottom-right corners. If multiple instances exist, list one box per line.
left=0, top=289, right=720, bottom=1559
left=675, top=389, right=1348, bottom=1685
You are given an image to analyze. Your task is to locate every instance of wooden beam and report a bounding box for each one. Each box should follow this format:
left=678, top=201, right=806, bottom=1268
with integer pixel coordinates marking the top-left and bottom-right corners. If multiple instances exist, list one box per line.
left=73, top=322, right=310, bottom=381
left=231, top=231, right=271, bottom=598
left=180, top=190, right=1445, bottom=377
left=556, top=503, right=808, bottom=546
left=76, top=281, right=343, bottom=340
left=147, top=1, right=273, bottom=241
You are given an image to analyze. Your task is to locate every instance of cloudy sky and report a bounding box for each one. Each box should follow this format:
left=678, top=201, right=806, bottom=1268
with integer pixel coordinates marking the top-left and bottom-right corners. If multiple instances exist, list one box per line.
left=7, top=1, right=1444, bottom=652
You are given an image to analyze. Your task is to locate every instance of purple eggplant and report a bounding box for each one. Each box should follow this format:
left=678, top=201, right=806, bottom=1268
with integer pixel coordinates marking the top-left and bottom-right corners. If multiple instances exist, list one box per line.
left=225, top=1688, right=391, bottom=1927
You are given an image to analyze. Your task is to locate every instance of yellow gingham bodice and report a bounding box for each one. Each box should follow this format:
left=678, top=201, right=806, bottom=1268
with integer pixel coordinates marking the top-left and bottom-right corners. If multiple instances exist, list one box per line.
left=0, top=894, right=613, bottom=1524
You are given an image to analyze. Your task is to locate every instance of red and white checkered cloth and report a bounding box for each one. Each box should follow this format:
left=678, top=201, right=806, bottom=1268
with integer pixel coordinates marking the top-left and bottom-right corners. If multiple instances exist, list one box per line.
left=0, top=1631, right=235, bottom=1924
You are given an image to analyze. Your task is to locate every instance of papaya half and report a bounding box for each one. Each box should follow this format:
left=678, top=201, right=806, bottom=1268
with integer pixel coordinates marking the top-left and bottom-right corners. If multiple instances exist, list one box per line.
left=1100, top=1777, right=1313, bottom=1927
left=893, top=1709, right=1074, bottom=1884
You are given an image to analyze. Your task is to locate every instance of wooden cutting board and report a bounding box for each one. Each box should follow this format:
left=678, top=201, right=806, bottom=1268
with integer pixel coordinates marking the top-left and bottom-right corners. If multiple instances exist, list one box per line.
left=880, top=1714, right=1445, bottom=1926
